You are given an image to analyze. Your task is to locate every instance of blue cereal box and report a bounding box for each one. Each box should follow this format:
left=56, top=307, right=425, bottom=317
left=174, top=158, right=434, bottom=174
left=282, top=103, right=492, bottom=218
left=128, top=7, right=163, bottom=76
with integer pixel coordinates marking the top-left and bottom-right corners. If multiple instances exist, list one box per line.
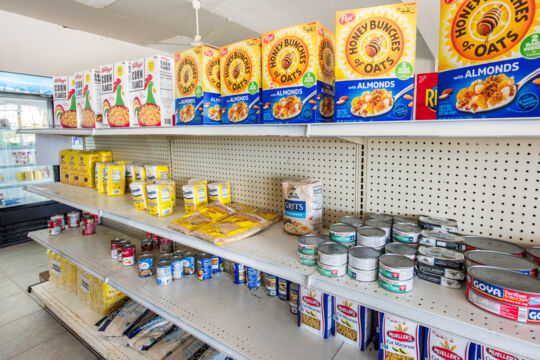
left=175, top=46, right=221, bottom=125
left=438, top=0, right=540, bottom=120
left=335, top=3, right=417, bottom=122
left=262, top=22, right=335, bottom=124
left=220, top=38, right=262, bottom=124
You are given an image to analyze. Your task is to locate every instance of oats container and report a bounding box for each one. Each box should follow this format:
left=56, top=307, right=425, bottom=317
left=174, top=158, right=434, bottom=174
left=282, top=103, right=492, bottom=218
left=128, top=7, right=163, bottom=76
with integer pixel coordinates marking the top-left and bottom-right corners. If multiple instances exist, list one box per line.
left=348, top=246, right=379, bottom=270
left=357, top=227, right=387, bottom=249
left=379, top=254, right=414, bottom=281
left=329, top=223, right=357, bottom=247
left=384, top=242, right=417, bottom=261
left=392, top=223, right=422, bottom=244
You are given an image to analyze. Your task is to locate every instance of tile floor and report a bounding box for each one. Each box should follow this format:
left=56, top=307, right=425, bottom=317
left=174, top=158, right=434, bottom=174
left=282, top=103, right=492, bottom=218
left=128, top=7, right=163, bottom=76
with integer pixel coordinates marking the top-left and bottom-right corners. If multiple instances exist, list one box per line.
left=0, top=241, right=96, bottom=360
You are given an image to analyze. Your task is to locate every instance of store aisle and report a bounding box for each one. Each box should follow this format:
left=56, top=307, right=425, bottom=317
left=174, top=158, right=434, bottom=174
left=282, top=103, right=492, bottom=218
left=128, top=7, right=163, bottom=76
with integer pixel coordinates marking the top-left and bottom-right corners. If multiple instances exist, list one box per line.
left=0, top=241, right=97, bottom=360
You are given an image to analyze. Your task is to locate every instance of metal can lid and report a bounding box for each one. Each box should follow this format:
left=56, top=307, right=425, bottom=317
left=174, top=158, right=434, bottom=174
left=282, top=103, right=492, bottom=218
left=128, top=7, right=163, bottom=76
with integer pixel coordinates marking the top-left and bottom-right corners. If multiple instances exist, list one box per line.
left=465, top=250, right=536, bottom=271
left=463, top=236, right=524, bottom=254
left=83, top=215, right=94, bottom=220
left=417, top=246, right=464, bottom=262
left=357, top=227, right=386, bottom=238
left=198, top=253, right=212, bottom=260
left=157, top=260, right=172, bottom=268
left=368, top=213, right=393, bottom=222
left=393, top=223, right=422, bottom=234
left=173, top=250, right=184, bottom=255
left=298, top=234, right=329, bottom=247
left=139, top=253, right=153, bottom=260
left=122, top=244, right=135, bottom=250
left=339, top=216, right=364, bottom=227
left=393, top=215, right=418, bottom=225
left=419, top=215, right=458, bottom=228
left=365, top=220, right=391, bottom=229
left=171, top=255, right=183, bottom=262
left=183, top=251, right=194, bottom=257
left=349, top=246, right=380, bottom=260
left=385, top=242, right=417, bottom=256
left=526, top=246, right=540, bottom=259
left=421, top=230, right=463, bottom=243
left=318, top=242, right=348, bottom=256
left=379, top=254, right=414, bottom=269
left=468, top=265, right=540, bottom=294
left=159, top=254, right=172, bottom=259
left=329, top=223, right=357, bottom=233
left=117, top=240, right=130, bottom=246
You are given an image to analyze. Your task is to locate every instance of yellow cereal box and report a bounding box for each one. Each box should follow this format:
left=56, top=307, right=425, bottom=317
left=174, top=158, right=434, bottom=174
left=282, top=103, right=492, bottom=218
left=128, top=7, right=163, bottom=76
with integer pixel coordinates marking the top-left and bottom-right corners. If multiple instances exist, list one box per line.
left=438, top=0, right=540, bottom=119
left=335, top=3, right=417, bottom=122
left=75, top=69, right=102, bottom=128
left=220, top=38, right=262, bottom=124
left=101, top=61, right=132, bottom=128
left=53, top=76, right=77, bottom=128
left=146, top=184, right=173, bottom=217
left=78, top=152, right=99, bottom=188
left=175, top=46, right=221, bottom=125
left=262, top=21, right=335, bottom=124
left=106, top=164, right=125, bottom=196
left=59, top=149, right=71, bottom=183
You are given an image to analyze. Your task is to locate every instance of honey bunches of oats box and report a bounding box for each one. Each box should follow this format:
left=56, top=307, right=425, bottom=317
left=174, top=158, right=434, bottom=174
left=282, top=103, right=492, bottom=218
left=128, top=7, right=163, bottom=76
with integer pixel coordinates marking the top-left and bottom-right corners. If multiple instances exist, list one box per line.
left=335, top=3, right=417, bottom=122
left=262, top=21, right=335, bottom=124
left=53, top=76, right=77, bottom=128
left=75, top=69, right=102, bottom=129
left=175, top=46, right=221, bottom=125
left=220, top=38, right=262, bottom=124
left=437, top=0, right=540, bottom=120
left=100, top=62, right=132, bottom=128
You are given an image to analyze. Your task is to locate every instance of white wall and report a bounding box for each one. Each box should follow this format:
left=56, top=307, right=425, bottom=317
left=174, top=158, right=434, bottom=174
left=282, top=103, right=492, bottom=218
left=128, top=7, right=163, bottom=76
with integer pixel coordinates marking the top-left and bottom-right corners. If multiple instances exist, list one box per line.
left=0, top=10, right=170, bottom=77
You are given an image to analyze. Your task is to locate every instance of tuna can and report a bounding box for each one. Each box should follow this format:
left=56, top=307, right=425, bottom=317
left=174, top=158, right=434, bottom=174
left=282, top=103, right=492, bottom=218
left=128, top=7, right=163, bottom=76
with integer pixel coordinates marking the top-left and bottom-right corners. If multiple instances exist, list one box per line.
left=232, top=263, right=246, bottom=284
left=418, top=215, right=458, bottom=233
left=298, top=234, right=329, bottom=255
left=348, top=246, right=379, bottom=270
left=116, top=240, right=130, bottom=262
left=81, top=215, right=96, bottom=236
left=138, top=253, right=153, bottom=278
left=289, top=283, right=299, bottom=314
left=416, top=246, right=464, bottom=270
left=379, top=254, right=414, bottom=281
left=465, top=250, right=537, bottom=276
left=357, top=227, right=387, bottom=249
left=393, top=215, right=418, bottom=225
left=392, top=223, right=422, bottom=244
left=246, top=267, right=261, bottom=289
left=197, top=253, right=213, bottom=281
left=48, top=218, right=61, bottom=236
left=339, top=216, right=364, bottom=228
left=379, top=275, right=414, bottom=293
left=278, top=278, right=290, bottom=300
left=121, top=244, right=136, bottom=266
left=415, top=262, right=465, bottom=280
left=368, top=213, right=393, bottom=222
left=265, top=273, right=278, bottom=296
left=156, top=261, right=172, bottom=286
left=317, top=261, right=347, bottom=277
left=158, top=254, right=172, bottom=262
left=67, top=211, right=80, bottom=228
left=298, top=252, right=319, bottom=266
left=419, top=230, right=464, bottom=251
left=211, top=255, right=223, bottom=273
left=329, top=223, right=357, bottom=247
left=365, top=220, right=391, bottom=242
left=384, top=242, right=417, bottom=261
left=348, top=265, right=378, bottom=282
left=171, top=255, right=184, bottom=280
left=141, top=237, right=153, bottom=252
left=159, top=238, right=173, bottom=253
left=318, top=242, right=348, bottom=266
left=110, top=238, right=124, bottom=260
left=463, top=236, right=524, bottom=256
left=183, top=252, right=195, bottom=275
left=525, top=246, right=540, bottom=266
left=415, top=268, right=463, bottom=289
left=173, top=250, right=184, bottom=257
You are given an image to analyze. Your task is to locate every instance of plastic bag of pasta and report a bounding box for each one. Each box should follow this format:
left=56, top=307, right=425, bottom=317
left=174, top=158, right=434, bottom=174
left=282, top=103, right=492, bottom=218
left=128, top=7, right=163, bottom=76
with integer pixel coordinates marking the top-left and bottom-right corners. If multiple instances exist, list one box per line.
left=102, top=300, right=149, bottom=337
left=168, top=203, right=236, bottom=234
left=144, top=327, right=190, bottom=360
left=192, top=213, right=271, bottom=245
left=127, top=316, right=174, bottom=351
left=249, top=208, right=281, bottom=224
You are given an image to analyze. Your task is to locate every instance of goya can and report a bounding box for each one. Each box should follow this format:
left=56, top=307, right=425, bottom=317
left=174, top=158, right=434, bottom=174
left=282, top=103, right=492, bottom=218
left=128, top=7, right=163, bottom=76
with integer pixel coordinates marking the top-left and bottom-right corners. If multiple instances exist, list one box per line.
left=368, top=213, right=393, bottom=222
left=278, top=278, right=290, bottom=301
left=265, top=273, right=278, bottom=296
left=122, top=244, right=136, bottom=266
left=348, top=246, right=379, bottom=270
left=379, top=254, right=414, bottom=281
left=357, top=227, right=386, bottom=249
left=392, top=223, right=421, bottom=244
left=81, top=215, right=96, bottom=235
left=171, top=255, right=184, bottom=280
left=348, top=265, right=378, bottom=282
left=289, top=283, right=299, bottom=314
left=339, top=216, right=364, bottom=228
left=393, top=215, right=418, bottom=225
left=419, top=230, right=464, bottom=251
left=365, top=220, right=391, bottom=242
left=197, top=253, right=212, bottom=281
left=418, top=215, right=458, bottom=233
left=211, top=255, right=223, bottom=273
left=463, top=236, right=524, bottom=256
left=48, top=218, right=61, bottom=236
left=416, top=245, right=465, bottom=270
left=384, top=242, right=416, bottom=261
left=318, top=242, right=348, bottom=266
left=465, top=250, right=537, bottom=276
left=329, top=223, right=357, bottom=247
left=183, top=252, right=195, bottom=275
left=526, top=246, right=540, bottom=266
left=233, top=263, right=246, bottom=284
left=138, top=253, right=153, bottom=278
left=379, top=275, right=414, bottom=293
left=246, top=267, right=261, bottom=289
left=67, top=211, right=80, bottom=228
left=156, top=261, right=172, bottom=286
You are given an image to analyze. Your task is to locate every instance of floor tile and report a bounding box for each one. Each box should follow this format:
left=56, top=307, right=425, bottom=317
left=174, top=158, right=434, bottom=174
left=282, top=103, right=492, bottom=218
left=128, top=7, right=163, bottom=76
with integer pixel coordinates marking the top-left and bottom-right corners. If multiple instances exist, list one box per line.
left=0, top=292, right=41, bottom=327
left=0, top=248, right=48, bottom=276
left=0, top=276, right=22, bottom=300
left=10, top=265, right=48, bottom=291
left=8, top=331, right=96, bottom=360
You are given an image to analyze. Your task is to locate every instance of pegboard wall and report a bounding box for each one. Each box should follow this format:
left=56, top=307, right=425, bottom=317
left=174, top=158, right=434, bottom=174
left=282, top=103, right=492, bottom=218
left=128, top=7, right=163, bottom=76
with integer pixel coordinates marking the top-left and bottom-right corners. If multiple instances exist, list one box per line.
left=86, top=136, right=170, bottom=166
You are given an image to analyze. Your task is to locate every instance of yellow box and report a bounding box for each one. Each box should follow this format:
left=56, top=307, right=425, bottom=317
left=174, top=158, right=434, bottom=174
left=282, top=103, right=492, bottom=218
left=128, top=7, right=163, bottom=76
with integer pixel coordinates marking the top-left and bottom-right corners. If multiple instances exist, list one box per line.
left=146, top=184, right=173, bottom=217
left=262, top=21, right=335, bottom=124
left=97, top=150, right=112, bottom=162
left=106, top=163, right=125, bottom=196
left=68, top=150, right=81, bottom=185
left=59, top=149, right=72, bottom=183
left=95, top=162, right=108, bottom=193
left=78, top=152, right=99, bottom=188
left=182, top=183, right=208, bottom=214
left=208, top=182, right=231, bottom=205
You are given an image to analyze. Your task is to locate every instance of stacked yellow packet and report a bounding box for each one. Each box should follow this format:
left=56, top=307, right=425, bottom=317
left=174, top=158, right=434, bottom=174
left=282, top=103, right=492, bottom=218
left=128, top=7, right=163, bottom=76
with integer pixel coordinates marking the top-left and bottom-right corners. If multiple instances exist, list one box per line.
left=168, top=203, right=236, bottom=234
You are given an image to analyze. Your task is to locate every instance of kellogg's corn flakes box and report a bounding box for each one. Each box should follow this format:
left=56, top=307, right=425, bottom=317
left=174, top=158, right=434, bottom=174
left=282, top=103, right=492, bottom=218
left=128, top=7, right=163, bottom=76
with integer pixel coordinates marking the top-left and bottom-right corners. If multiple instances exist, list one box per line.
left=175, top=46, right=221, bottom=125
left=335, top=3, right=417, bottom=122
left=262, top=22, right=335, bottom=124
left=53, top=76, right=77, bottom=128
left=101, top=61, right=132, bottom=128
left=130, top=56, right=174, bottom=127
left=75, top=69, right=102, bottom=128
left=220, top=38, right=262, bottom=124
left=438, top=0, right=540, bottom=120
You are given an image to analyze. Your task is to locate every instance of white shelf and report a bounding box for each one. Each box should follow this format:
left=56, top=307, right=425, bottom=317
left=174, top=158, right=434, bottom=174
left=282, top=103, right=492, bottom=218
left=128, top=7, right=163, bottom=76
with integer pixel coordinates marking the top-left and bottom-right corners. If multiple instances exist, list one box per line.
left=31, top=281, right=146, bottom=360
left=17, top=128, right=93, bottom=136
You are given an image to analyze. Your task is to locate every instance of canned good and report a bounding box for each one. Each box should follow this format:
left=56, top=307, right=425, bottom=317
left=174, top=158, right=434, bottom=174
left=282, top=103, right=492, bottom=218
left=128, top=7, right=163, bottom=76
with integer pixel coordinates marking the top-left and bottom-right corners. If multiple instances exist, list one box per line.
left=392, top=223, right=422, bottom=244
left=416, top=246, right=465, bottom=270
left=339, top=216, right=364, bottom=228
left=348, top=246, right=379, bottom=270
left=81, top=215, right=96, bottom=236
left=197, top=253, right=213, bottom=281
left=298, top=234, right=329, bottom=255
left=138, top=253, right=153, bottom=278
left=415, top=269, right=462, bottom=289
left=368, top=213, right=393, bottom=222
left=122, top=244, right=136, bottom=266
left=289, top=283, right=299, bottom=314
left=393, top=215, right=418, bottom=225
left=463, top=236, right=524, bottom=255
left=116, top=240, right=130, bottom=262
left=156, top=261, right=172, bottom=286
left=82, top=212, right=101, bottom=225
left=278, top=278, right=290, bottom=300
left=419, top=230, right=464, bottom=251
left=329, top=223, right=357, bottom=246
left=379, top=275, right=414, bottom=293
left=379, top=254, right=414, bottom=281
left=526, top=246, right=540, bottom=266
left=357, top=227, right=387, bottom=249
left=298, top=252, right=319, bottom=266
left=317, top=261, right=347, bottom=277
left=384, top=242, right=416, bottom=260
left=51, top=215, right=66, bottom=230
left=171, top=256, right=184, bottom=280
left=318, top=242, right=348, bottom=266
left=67, top=211, right=80, bottom=228
left=415, top=262, right=465, bottom=280
left=211, top=255, right=223, bottom=273
left=364, top=220, right=391, bottom=242
left=348, top=265, right=378, bottom=282
left=159, top=254, right=172, bottom=263
left=48, top=218, right=61, bottom=236
left=141, top=237, right=153, bottom=252
left=151, top=234, right=160, bottom=249
left=246, top=267, right=261, bottom=289
left=465, top=250, right=537, bottom=276
left=173, top=250, right=184, bottom=258
left=265, top=273, right=278, bottom=296
left=110, top=238, right=124, bottom=260
left=183, top=252, right=195, bottom=275
left=418, top=215, right=458, bottom=233
left=232, top=263, right=245, bottom=284
left=160, top=238, right=173, bottom=253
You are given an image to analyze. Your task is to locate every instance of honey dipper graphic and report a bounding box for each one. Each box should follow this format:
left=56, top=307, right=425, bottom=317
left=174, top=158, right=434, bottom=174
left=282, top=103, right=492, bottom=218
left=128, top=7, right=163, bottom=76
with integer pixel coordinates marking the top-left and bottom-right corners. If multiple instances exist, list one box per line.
left=477, top=4, right=503, bottom=42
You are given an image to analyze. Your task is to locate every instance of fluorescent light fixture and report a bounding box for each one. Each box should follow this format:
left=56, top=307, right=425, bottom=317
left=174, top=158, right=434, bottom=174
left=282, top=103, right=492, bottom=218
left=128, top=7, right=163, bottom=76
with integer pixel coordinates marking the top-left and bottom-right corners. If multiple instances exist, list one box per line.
left=73, top=0, right=117, bottom=9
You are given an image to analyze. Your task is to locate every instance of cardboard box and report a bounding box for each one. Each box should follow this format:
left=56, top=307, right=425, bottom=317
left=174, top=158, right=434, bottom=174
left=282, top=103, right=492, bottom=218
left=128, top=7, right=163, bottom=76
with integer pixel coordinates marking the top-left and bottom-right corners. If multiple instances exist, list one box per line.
left=415, top=73, right=438, bottom=120
left=100, top=61, right=132, bottom=128
left=75, top=69, right=102, bottom=128
left=53, top=76, right=77, bottom=128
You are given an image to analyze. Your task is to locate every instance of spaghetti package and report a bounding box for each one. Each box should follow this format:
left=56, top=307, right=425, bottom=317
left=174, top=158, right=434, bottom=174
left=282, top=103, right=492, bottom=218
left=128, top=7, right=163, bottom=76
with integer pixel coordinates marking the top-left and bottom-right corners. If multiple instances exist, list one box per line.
left=334, top=296, right=373, bottom=351
left=98, top=282, right=126, bottom=316
left=228, top=203, right=255, bottom=213
left=168, top=203, right=236, bottom=234
left=106, top=163, right=125, bottom=196
left=192, top=212, right=271, bottom=245
left=379, top=312, right=425, bottom=360
left=182, top=183, right=208, bottom=214
left=146, top=184, right=173, bottom=217
left=298, top=285, right=335, bottom=338
left=130, top=181, right=149, bottom=210
left=47, top=250, right=63, bottom=289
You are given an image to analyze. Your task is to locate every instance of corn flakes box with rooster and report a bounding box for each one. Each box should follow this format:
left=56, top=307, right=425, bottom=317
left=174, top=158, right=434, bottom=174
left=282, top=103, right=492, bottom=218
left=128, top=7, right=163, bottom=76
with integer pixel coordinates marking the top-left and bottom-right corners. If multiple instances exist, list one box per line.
left=438, top=0, right=540, bottom=120
left=130, top=56, right=174, bottom=127
left=75, top=69, right=102, bottom=128
left=423, top=328, right=476, bottom=360
left=53, top=76, right=77, bottom=128
left=379, top=312, right=425, bottom=360
left=335, top=3, right=417, bottom=122
left=175, top=46, right=221, bottom=125
left=101, top=61, right=132, bottom=128
left=298, top=285, right=334, bottom=338
left=334, top=296, right=373, bottom=350
left=262, top=21, right=335, bottom=124
left=220, top=38, right=261, bottom=124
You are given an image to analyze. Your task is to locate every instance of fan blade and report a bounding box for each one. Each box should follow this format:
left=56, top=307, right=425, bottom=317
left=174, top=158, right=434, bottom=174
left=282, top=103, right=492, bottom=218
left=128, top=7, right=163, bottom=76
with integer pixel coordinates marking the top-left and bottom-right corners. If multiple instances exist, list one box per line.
left=200, top=28, right=224, bottom=44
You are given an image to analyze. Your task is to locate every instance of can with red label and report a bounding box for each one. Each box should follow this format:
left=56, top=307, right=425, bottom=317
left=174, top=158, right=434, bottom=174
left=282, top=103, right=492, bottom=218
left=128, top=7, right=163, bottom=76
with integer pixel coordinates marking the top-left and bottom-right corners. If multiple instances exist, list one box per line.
left=160, top=238, right=173, bottom=253
left=151, top=234, right=160, bottom=249
left=48, top=218, right=61, bottom=236
left=525, top=246, right=540, bottom=266
left=81, top=215, right=96, bottom=235
left=67, top=211, right=80, bottom=228
left=110, top=238, right=124, bottom=260
left=83, top=211, right=101, bottom=225
left=463, top=236, right=524, bottom=256
left=122, top=244, right=136, bottom=266
left=51, top=215, right=65, bottom=230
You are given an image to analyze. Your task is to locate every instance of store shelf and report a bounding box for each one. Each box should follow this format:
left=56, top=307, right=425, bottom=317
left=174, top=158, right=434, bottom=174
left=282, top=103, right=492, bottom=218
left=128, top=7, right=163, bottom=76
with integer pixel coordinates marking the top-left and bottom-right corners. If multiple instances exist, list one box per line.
left=31, top=281, right=146, bottom=360
left=0, top=179, right=52, bottom=189
left=0, top=163, right=36, bottom=169
left=16, top=128, right=92, bottom=136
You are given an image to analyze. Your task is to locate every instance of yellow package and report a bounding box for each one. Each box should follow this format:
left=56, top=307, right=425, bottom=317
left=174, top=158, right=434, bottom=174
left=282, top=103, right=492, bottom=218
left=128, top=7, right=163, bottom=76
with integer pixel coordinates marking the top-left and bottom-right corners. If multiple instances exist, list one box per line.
left=182, top=183, right=208, bottom=214
left=59, top=149, right=71, bottom=184
left=68, top=150, right=80, bottom=185
left=156, top=179, right=176, bottom=207
left=62, top=258, right=78, bottom=295
left=228, top=203, right=256, bottom=213
left=188, top=178, right=207, bottom=186
left=146, top=184, right=173, bottom=217
left=97, top=150, right=112, bottom=162
left=134, top=165, right=146, bottom=181
left=145, top=165, right=169, bottom=180
left=168, top=202, right=236, bottom=234
left=78, top=152, right=99, bottom=188
left=95, top=162, right=108, bottom=193
left=129, top=181, right=149, bottom=210
left=192, top=212, right=271, bottom=245
left=99, top=282, right=126, bottom=316
left=77, top=268, right=93, bottom=306
left=117, top=160, right=132, bottom=165
left=48, top=250, right=63, bottom=288
left=208, top=182, right=231, bottom=205
left=249, top=208, right=281, bottom=224
left=125, top=164, right=135, bottom=190
left=106, top=163, right=125, bottom=196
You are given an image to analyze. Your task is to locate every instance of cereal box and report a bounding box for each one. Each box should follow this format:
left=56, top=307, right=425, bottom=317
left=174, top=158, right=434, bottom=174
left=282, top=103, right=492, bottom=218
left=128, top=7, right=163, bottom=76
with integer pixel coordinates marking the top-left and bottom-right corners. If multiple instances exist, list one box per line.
left=53, top=76, right=77, bottom=128
left=334, top=296, right=373, bottom=350
left=298, top=285, right=334, bottom=338
left=438, top=1, right=540, bottom=119
left=262, top=21, right=335, bottom=124
left=335, top=3, right=417, bottom=122
left=75, top=69, right=102, bottom=128
left=101, top=62, right=132, bottom=128
left=130, top=56, right=174, bottom=127
left=220, top=38, right=262, bottom=124
left=424, top=328, right=476, bottom=360
left=415, top=73, right=438, bottom=120
left=379, top=312, right=424, bottom=360
left=175, top=46, right=221, bottom=125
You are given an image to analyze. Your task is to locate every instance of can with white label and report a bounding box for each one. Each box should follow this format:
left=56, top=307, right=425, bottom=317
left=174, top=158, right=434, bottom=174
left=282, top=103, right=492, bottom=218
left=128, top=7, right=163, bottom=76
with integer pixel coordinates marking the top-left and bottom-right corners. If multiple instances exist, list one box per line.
left=357, top=227, right=386, bottom=249
left=329, top=223, right=357, bottom=247
left=379, top=254, right=414, bottom=281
